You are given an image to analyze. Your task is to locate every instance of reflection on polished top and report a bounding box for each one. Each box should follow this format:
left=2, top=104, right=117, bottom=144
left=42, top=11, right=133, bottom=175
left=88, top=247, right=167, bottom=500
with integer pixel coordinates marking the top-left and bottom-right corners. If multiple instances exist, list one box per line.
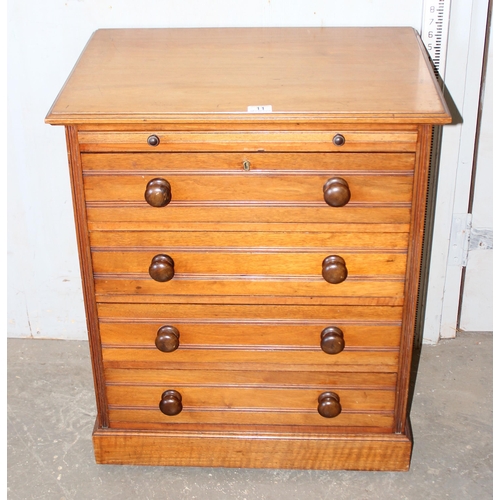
left=46, top=27, right=451, bottom=125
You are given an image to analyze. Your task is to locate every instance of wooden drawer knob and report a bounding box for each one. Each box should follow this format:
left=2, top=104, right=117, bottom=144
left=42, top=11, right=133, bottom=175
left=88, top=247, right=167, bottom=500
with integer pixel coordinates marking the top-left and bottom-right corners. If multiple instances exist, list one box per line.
left=147, top=134, right=160, bottom=147
left=323, top=177, right=351, bottom=207
left=155, top=325, right=180, bottom=352
left=149, top=254, right=175, bottom=282
left=320, top=326, right=345, bottom=354
left=322, top=255, right=348, bottom=284
left=145, top=178, right=171, bottom=207
left=318, top=392, right=342, bottom=418
left=332, top=134, right=345, bottom=146
left=159, top=390, right=183, bottom=416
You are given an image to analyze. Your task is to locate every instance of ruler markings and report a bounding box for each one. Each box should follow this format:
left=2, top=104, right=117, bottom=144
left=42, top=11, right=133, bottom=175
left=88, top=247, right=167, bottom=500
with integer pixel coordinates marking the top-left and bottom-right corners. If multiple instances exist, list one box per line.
left=421, top=0, right=452, bottom=80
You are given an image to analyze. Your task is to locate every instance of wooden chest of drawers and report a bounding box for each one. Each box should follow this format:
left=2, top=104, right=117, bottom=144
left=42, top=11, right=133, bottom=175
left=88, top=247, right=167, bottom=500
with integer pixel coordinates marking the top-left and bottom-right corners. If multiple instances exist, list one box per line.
left=46, top=27, right=450, bottom=471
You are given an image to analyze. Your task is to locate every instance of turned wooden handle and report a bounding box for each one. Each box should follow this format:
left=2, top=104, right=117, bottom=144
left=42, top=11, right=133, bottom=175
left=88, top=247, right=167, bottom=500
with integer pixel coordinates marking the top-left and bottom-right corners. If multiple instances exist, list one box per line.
left=159, top=390, right=183, bottom=416
left=320, top=326, right=345, bottom=354
left=323, top=177, right=351, bottom=207
left=322, top=255, right=348, bottom=284
left=318, top=392, right=342, bottom=418
left=155, top=325, right=180, bottom=352
left=149, top=254, right=175, bottom=282
left=144, top=178, right=171, bottom=207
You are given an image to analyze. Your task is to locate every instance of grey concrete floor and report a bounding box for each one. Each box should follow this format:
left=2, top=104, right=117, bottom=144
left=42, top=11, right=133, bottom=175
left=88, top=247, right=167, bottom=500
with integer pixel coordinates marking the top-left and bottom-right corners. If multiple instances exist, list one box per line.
left=7, top=332, right=492, bottom=500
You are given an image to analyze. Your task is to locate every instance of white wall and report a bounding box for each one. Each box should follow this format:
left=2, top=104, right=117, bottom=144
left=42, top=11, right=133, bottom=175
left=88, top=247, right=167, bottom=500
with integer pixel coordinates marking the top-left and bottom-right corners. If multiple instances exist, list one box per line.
left=8, top=1, right=426, bottom=340
left=7, top=1, right=431, bottom=340
left=459, top=9, right=493, bottom=332
left=422, top=0, right=492, bottom=342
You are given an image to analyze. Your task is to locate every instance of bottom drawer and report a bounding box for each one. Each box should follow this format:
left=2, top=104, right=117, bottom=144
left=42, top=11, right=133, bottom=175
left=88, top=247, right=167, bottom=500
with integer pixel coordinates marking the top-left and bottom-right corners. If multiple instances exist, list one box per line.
left=105, top=370, right=396, bottom=431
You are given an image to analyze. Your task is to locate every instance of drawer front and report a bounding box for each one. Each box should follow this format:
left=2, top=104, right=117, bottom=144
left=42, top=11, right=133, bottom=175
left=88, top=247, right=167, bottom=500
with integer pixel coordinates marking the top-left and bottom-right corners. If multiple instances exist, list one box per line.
left=107, top=385, right=395, bottom=428
left=83, top=172, right=413, bottom=204
left=97, top=303, right=401, bottom=372
left=92, top=250, right=407, bottom=276
left=105, top=370, right=397, bottom=432
left=99, top=322, right=401, bottom=349
left=105, top=382, right=395, bottom=430
left=92, top=248, right=406, bottom=302
left=83, top=152, right=414, bottom=227
left=107, top=385, right=395, bottom=411
left=78, top=131, right=418, bottom=153
left=81, top=152, right=415, bottom=173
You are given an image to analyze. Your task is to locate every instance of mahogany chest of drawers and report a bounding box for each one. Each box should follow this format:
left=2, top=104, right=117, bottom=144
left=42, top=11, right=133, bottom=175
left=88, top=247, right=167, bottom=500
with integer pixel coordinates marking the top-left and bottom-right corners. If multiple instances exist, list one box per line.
left=46, top=27, right=450, bottom=471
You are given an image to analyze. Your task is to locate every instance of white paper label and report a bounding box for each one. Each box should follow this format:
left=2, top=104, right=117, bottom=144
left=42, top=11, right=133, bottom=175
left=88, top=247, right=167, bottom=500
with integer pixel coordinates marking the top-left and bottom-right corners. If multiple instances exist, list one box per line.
left=247, top=105, right=273, bottom=113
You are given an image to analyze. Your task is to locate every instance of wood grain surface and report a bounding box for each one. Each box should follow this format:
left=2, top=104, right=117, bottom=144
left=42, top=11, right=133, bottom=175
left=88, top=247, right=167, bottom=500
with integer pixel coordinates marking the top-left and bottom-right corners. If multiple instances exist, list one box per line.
left=91, top=250, right=407, bottom=276
left=99, top=322, right=401, bottom=349
left=77, top=130, right=418, bottom=152
left=92, top=425, right=413, bottom=470
left=97, top=302, right=404, bottom=322
left=86, top=205, right=412, bottom=225
left=45, top=27, right=451, bottom=125
left=81, top=152, right=416, bottom=172
left=103, top=368, right=398, bottom=387
left=46, top=26, right=451, bottom=470
left=101, top=348, right=399, bottom=370
left=106, top=410, right=395, bottom=429
left=83, top=172, right=413, bottom=203
left=89, top=230, right=410, bottom=250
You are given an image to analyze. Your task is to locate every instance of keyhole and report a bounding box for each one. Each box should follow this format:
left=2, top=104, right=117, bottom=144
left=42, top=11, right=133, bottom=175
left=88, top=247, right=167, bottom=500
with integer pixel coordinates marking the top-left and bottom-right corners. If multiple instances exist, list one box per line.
left=243, top=160, right=251, bottom=171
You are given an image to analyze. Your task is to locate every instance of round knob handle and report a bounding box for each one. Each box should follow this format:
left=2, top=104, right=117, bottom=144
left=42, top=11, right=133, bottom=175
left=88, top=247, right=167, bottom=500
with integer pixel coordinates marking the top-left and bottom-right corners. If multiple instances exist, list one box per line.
left=320, top=326, right=345, bottom=354
left=147, top=134, right=160, bottom=147
left=318, top=392, right=342, bottom=418
left=144, top=178, right=172, bottom=207
left=149, top=254, right=175, bottom=282
left=332, top=134, right=345, bottom=146
left=159, top=390, right=183, bottom=416
left=323, top=177, right=351, bottom=207
left=155, top=325, right=180, bottom=352
left=322, top=255, right=348, bottom=284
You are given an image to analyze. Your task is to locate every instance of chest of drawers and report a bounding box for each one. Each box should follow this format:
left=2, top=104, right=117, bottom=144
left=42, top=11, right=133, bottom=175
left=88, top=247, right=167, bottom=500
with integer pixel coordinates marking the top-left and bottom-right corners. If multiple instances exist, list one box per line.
left=46, top=27, right=450, bottom=471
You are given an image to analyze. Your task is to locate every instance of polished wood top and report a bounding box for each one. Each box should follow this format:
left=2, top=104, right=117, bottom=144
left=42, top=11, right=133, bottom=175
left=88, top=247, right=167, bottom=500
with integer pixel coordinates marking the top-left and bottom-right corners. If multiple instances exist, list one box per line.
left=46, top=27, right=451, bottom=125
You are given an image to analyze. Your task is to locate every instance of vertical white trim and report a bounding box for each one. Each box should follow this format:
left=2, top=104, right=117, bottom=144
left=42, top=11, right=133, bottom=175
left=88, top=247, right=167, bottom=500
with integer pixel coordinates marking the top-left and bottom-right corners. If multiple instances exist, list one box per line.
left=423, top=0, right=490, bottom=344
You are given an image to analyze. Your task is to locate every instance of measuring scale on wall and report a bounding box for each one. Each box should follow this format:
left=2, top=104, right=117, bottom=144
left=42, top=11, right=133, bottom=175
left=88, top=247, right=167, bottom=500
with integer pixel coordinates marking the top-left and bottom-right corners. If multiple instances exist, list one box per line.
left=421, top=0, right=452, bottom=80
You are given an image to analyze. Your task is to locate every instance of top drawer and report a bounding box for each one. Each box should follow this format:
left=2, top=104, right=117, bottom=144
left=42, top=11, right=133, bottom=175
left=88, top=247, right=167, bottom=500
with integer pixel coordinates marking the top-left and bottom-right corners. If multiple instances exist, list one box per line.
left=82, top=153, right=415, bottom=205
left=77, top=130, right=418, bottom=153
